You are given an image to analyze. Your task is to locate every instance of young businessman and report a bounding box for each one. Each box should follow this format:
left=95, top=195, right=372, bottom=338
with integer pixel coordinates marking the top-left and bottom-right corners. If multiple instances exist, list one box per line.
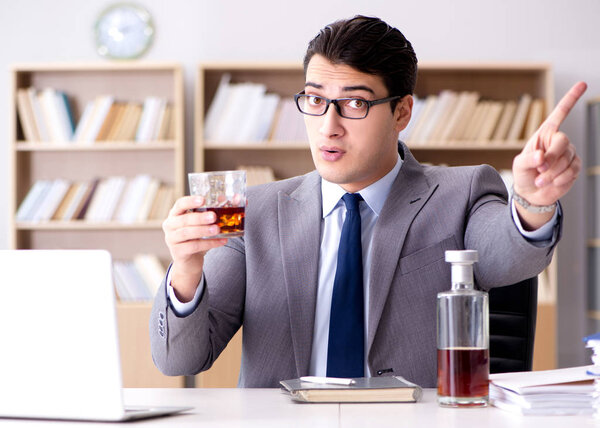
left=151, top=16, right=586, bottom=387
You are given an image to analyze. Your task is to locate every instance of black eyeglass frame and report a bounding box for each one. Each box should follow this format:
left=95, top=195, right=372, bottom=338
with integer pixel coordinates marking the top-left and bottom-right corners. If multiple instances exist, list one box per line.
left=294, top=91, right=405, bottom=119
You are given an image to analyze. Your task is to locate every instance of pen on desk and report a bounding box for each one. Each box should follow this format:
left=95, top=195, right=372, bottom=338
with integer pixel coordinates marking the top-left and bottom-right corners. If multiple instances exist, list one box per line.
left=299, top=376, right=356, bottom=386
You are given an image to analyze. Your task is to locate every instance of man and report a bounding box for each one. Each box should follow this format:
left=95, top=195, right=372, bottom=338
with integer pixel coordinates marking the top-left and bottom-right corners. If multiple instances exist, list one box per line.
left=151, top=16, right=586, bottom=388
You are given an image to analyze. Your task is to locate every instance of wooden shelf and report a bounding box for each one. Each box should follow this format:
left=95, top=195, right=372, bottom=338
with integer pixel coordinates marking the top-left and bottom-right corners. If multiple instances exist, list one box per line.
left=203, top=141, right=526, bottom=151
left=16, top=141, right=177, bottom=151
left=10, top=62, right=184, bottom=388
left=16, top=221, right=164, bottom=231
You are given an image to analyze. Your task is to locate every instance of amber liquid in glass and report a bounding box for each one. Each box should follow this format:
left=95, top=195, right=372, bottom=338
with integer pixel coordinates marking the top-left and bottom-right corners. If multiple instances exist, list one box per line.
left=437, top=348, right=489, bottom=400
left=196, top=206, right=245, bottom=236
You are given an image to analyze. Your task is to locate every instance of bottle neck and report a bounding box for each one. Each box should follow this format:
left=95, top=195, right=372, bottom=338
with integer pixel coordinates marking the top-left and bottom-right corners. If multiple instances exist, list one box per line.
left=450, top=263, right=474, bottom=290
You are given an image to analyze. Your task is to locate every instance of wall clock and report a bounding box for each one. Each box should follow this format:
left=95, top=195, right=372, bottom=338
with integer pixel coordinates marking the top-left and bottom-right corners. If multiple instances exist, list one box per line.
left=95, top=3, right=154, bottom=60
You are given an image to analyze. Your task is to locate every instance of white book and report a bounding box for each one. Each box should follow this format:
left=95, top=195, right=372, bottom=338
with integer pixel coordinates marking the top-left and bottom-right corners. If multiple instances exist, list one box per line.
left=271, top=99, right=297, bottom=142
left=123, top=261, right=153, bottom=301
left=213, top=83, right=257, bottom=143
left=72, top=101, right=95, bottom=142
left=506, top=94, right=532, bottom=141
left=33, top=179, right=70, bottom=222
left=60, top=181, right=90, bottom=221
left=81, top=96, right=114, bottom=143
left=103, top=176, right=127, bottom=221
left=27, top=88, right=49, bottom=142
left=135, top=97, right=163, bottom=143
left=39, top=88, right=65, bottom=142
left=112, top=261, right=135, bottom=301
left=96, top=176, right=127, bottom=221
left=115, top=174, right=152, bottom=223
left=233, top=84, right=267, bottom=143
left=133, top=254, right=166, bottom=297
left=53, top=90, right=74, bottom=142
left=407, top=95, right=438, bottom=144
left=204, top=73, right=232, bottom=141
left=425, top=90, right=459, bottom=142
left=136, top=178, right=160, bottom=221
left=84, top=178, right=110, bottom=222
left=16, top=180, right=50, bottom=221
left=149, top=100, right=167, bottom=141
left=255, top=93, right=281, bottom=141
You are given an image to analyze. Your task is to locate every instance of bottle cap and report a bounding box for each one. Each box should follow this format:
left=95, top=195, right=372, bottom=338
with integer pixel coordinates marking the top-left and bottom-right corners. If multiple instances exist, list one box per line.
left=445, top=250, right=478, bottom=263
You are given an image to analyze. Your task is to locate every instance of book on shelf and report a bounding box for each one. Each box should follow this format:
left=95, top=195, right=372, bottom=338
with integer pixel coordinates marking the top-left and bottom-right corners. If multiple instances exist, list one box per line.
left=26, top=88, right=50, bottom=141
left=135, top=96, right=167, bottom=142
left=523, top=98, right=545, bottom=140
left=489, top=365, right=597, bottom=415
left=113, top=255, right=166, bottom=301
left=16, top=180, right=51, bottom=221
left=476, top=101, right=504, bottom=142
left=506, top=94, right=533, bottom=141
left=60, top=182, right=90, bottom=221
left=31, top=179, right=70, bottom=222
left=423, top=90, right=459, bottom=142
left=203, top=73, right=232, bottom=141
left=51, top=182, right=79, bottom=220
left=74, top=178, right=101, bottom=220
left=16, top=88, right=40, bottom=141
left=280, top=376, right=422, bottom=403
left=491, top=100, right=518, bottom=141
left=406, top=94, right=438, bottom=145
left=238, top=165, right=276, bottom=186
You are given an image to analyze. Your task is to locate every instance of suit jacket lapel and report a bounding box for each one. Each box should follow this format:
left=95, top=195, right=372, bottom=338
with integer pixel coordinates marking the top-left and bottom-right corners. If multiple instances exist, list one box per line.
left=278, top=171, right=322, bottom=377
left=367, top=145, right=438, bottom=356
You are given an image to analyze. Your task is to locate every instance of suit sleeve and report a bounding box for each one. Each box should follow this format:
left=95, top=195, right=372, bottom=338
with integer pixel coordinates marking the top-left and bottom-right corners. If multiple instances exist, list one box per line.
left=464, top=165, right=561, bottom=289
left=149, top=237, right=246, bottom=376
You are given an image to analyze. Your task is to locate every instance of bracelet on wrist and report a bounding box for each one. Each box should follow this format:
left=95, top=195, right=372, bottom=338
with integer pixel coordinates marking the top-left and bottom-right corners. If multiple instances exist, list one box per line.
left=511, top=185, right=557, bottom=214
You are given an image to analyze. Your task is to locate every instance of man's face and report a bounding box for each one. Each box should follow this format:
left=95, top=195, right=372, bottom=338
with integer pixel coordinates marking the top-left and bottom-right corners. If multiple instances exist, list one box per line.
left=303, top=54, right=412, bottom=193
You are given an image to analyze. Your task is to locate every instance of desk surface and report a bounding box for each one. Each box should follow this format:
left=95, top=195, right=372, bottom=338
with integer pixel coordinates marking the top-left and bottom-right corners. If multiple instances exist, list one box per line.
left=0, top=388, right=597, bottom=427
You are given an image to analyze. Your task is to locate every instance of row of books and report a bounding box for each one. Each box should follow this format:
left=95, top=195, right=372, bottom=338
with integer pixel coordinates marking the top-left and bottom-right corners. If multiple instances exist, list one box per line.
left=399, top=91, right=544, bottom=145
left=204, top=74, right=307, bottom=144
left=113, top=254, right=166, bottom=302
left=16, top=87, right=174, bottom=143
left=16, top=175, right=174, bottom=223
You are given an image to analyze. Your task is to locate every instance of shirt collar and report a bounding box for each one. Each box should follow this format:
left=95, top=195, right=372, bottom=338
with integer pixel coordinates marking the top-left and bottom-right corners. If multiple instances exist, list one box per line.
left=321, top=154, right=403, bottom=218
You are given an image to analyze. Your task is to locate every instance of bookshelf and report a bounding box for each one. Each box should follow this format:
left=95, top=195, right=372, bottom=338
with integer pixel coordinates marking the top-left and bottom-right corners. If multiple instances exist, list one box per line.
left=587, top=97, right=600, bottom=334
left=194, top=61, right=558, bottom=386
left=10, top=62, right=185, bottom=388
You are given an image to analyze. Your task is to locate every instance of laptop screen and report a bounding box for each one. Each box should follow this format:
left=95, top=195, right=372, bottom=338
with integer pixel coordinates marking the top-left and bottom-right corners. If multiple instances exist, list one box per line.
left=0, top=250, right=125, bottom=420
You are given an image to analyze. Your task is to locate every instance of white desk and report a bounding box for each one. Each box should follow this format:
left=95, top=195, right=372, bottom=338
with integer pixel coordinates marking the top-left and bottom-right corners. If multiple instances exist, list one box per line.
left=0, top=388, right=596, bottom=427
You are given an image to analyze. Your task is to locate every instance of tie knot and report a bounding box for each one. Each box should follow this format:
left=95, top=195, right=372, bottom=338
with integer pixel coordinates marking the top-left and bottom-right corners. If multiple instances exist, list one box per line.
left=342, top=193, right=362, bottom=211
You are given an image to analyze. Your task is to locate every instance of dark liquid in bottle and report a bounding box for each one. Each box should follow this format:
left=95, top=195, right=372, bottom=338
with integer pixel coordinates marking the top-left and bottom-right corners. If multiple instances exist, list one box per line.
left=196, top=206, right=245, bottom=235
left=437, top=348, right=489, bottom=398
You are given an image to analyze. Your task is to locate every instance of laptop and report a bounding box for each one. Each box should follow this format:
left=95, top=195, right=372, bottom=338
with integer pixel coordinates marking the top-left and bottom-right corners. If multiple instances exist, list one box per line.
left=0, top=249, right=192, bottom=421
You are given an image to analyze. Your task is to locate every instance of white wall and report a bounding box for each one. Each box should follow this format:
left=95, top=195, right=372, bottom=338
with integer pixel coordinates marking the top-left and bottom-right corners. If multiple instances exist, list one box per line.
left=2, top=0, right=599, bottom=366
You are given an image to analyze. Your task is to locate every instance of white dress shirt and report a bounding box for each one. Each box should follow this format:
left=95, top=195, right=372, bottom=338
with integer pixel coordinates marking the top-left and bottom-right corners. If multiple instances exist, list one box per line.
left=167, top=156, right=559, bottom=376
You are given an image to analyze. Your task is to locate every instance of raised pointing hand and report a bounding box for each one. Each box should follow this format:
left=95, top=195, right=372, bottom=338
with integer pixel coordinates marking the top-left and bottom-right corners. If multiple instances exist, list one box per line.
left=512, top=81, right=587, bottom=208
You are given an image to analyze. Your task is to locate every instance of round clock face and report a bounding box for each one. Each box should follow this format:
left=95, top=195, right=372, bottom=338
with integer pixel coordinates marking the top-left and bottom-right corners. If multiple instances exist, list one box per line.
left=95, top=3, right=154, bottom=59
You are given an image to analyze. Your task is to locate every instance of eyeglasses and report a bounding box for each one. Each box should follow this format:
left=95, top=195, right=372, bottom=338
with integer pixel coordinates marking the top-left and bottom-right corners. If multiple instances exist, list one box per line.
left=294, top=91, right=404, bottom=119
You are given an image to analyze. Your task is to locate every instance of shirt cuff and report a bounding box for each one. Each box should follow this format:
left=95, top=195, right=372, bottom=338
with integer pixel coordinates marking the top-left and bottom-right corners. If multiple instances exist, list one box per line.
left=166, top=265, right=205, bottom=317
left=511, top=199, right=561, bottom=242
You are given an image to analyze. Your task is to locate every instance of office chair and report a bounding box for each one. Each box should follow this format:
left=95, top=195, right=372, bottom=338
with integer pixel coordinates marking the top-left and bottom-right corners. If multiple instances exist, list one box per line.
left=488, top=277, right=538, bottom=374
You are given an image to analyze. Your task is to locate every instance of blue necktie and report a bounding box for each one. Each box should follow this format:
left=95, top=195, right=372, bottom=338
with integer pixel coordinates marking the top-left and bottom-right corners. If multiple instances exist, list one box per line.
left=327, top=193, right=364, bottom=378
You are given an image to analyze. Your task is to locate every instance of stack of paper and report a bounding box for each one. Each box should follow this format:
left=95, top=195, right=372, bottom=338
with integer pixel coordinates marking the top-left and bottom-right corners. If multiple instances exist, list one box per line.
left=489, top=365, right=597, bottom=415
left=583, top=332, right=600, bottom=418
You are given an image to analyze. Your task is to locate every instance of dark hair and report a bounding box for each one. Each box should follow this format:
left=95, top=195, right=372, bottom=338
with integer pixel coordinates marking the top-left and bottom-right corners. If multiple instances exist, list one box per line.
left=303, top=15, right=418, bottom=111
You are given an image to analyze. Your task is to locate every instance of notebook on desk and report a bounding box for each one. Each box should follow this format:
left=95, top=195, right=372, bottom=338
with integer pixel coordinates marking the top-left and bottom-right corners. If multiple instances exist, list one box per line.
left=0, top=249, right=191, bottom=422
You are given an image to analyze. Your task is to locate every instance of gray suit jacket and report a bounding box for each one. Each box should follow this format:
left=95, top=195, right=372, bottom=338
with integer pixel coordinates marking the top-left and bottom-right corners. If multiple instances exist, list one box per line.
left=150, top=143, right=560, bottom=388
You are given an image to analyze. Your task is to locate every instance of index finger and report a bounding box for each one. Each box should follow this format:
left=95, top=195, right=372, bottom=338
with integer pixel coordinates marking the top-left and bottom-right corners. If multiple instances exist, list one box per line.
left=170, top=195, right=205, bottom=216
left=542, top=81, right=587, bottom=132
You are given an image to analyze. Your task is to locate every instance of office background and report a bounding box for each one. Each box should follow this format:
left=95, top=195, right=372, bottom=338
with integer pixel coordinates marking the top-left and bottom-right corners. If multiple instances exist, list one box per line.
left=1, top=0, right=598, bottom=369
